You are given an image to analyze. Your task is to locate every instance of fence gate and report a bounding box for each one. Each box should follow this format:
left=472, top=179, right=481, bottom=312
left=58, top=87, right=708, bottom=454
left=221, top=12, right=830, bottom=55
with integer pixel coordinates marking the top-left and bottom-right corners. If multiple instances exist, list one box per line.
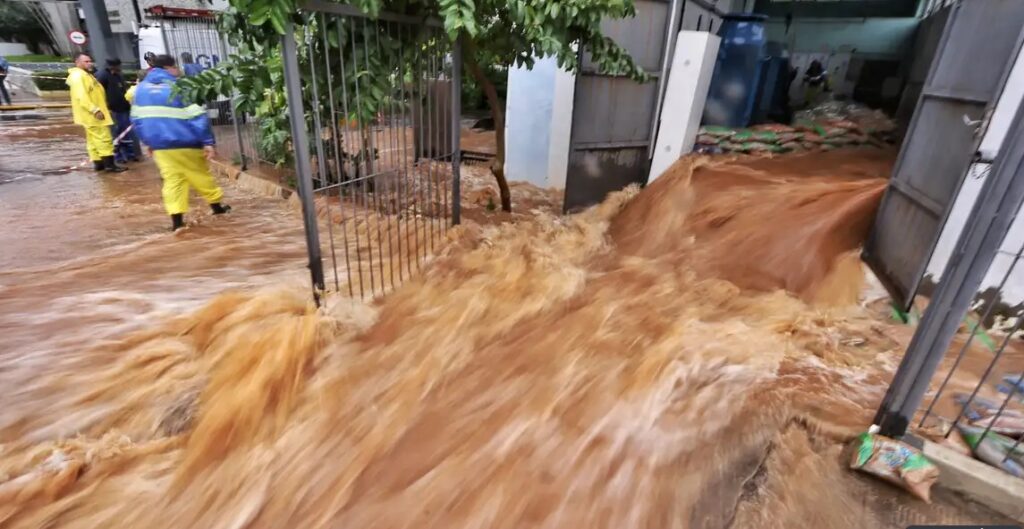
left=562, top=0, right=680, bottom=212
left=282, top=0, right=462, bottom=302
left=862, top=0, right=1024, bottom=310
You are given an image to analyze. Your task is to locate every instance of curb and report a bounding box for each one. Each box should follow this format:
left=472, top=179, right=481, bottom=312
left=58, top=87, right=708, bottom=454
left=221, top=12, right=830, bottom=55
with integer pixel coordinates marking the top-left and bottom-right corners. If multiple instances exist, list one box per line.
left=207, top=158, right=300, bottom=210
left=922, top=439, right=1024, bottom=522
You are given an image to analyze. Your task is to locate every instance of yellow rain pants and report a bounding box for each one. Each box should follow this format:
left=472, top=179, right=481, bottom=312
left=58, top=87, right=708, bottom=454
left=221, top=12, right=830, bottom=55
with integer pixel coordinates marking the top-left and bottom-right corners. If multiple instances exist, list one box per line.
left=85, top=126, right=114, bottom=162
left=152, top=148, right=224, bottom=215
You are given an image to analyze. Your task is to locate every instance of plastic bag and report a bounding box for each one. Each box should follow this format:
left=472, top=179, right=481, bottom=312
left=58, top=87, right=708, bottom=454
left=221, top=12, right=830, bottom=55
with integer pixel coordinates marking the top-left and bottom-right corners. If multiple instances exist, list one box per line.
left=850, top=433, right=939, bottom=502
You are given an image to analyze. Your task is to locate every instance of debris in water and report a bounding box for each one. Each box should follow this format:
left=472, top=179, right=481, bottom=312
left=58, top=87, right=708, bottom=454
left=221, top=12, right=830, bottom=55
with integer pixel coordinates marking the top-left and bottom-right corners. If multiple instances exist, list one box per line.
left=850, top=432, right=939, bottom=502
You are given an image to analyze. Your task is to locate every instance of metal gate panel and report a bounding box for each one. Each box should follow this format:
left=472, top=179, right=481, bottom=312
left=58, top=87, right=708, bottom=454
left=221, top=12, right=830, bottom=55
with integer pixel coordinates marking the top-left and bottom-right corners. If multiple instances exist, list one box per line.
left=563, top=0, right=673, bottom=212
left=863, top=0, right=1024, bottom=310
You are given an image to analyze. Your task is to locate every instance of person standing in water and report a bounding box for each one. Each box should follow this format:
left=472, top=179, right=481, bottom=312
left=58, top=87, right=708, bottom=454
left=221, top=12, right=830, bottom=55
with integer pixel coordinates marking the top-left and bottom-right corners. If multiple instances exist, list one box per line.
left=95, top=58, right=143, bottom=163
left=802, top=60, right=830, bottom=108
left=0, top=55, right=11, bottom=106
left=131, top=54, right=231, bottom=231
left=66, top=53, right=126, bottom=173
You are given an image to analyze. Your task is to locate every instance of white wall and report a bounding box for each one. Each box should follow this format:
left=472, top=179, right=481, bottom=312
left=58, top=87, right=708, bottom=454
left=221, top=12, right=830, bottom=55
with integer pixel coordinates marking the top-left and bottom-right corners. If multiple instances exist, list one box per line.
left=0, top=42, right=32, bottom=56
left=926, top=45, right=1024, bottom=303
left=650, top=31, right=720, bottom=181
left=504, top=56, right=575, bottom=190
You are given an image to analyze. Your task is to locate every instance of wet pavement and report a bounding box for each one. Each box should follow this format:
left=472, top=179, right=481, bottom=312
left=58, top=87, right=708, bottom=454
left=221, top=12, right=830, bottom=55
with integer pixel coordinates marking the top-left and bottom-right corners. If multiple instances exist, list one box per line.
left=0, top=116, right=309, bottom=366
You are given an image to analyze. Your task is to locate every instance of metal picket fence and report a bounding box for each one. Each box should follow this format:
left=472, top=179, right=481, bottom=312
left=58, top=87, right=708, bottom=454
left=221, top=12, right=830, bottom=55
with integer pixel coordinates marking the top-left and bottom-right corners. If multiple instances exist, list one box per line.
left=155, top=11, right=274, bottom=170
left=873, top=100, right=1024, bottom=472
left=281, top=1, right=462, bottom=302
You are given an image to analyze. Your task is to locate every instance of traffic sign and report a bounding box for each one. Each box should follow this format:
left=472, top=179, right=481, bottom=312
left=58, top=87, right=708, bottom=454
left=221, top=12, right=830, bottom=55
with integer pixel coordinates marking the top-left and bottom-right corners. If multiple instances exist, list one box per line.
left=68, top=30, right=87, bottom=46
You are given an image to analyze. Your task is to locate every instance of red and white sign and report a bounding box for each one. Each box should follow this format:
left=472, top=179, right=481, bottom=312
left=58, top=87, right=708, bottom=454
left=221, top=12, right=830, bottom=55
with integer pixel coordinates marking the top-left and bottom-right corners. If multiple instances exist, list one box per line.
left=68, top=30, right=88, bottom=46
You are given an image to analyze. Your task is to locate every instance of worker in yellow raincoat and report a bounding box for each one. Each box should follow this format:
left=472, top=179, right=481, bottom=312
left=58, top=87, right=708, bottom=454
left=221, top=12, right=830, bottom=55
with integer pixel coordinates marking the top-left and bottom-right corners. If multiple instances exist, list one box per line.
left=131, top=54, right=231, bottom=231
left=66, top=53, right=126, bottom=173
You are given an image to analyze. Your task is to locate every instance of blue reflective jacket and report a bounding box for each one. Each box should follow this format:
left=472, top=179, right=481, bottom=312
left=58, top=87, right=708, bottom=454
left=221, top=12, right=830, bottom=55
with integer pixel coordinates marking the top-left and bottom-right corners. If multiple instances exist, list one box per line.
left=130, top=68, right=215, bottom=150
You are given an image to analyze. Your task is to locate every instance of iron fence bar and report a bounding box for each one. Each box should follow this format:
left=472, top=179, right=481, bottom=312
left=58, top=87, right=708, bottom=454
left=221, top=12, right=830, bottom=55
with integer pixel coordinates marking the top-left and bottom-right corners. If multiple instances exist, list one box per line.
left=374, top=21, right=397, bottom=291
left=300, top=0, right=443, bottom=27
left=282, top=20, right=326, bottom=304
left=919, top=240, right=1024, bottom=428
left=426, top=36, right=438, bottom=251
left=875, top=100, right=1024, bottom=438
left=440, top=42, right=450, bottom=234
left=416, top=33, right=428, bottom=266
left=364, top=18, right=387, bottom=291
left=382, top=20, right=402, bottom=284
left=220, top=34, right=248, bottom=170
left=308, top=23, right=329, bottom=189
left=351, top=18, right=378, bottom=296
left=398, top=23, right=416, bottom=278
left=451, top=36, right=462, bottom=226
left=947, top=315, right=1024, bottom=435
left=338, top=18, right=366, bottom=299
left=1001, top=373, right=1024, bottom=461
left=323, top=15, right=353, bottom=297
left=308, top=14, right=340, bottom=293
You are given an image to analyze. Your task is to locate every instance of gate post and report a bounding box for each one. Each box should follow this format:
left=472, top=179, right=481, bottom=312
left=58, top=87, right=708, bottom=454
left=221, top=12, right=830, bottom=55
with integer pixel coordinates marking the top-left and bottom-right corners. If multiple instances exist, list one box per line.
left=451, top=37, right=463, bottom=225
left=281, top=21, right=326, bottom=303
left=875, top=102, right=1024, bottom=438
left=221, top=35, right=248, bottom=171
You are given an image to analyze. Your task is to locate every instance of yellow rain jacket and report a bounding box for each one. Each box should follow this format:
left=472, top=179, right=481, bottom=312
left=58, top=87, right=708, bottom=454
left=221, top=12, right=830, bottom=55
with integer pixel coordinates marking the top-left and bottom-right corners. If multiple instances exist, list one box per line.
left=66, top=67, right=113, bottom=127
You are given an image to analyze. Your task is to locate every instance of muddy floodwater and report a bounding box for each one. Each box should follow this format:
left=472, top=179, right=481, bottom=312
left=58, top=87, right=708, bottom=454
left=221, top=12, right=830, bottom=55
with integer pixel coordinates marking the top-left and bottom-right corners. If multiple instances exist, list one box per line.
left=0, top=119, right=1014, bottom=528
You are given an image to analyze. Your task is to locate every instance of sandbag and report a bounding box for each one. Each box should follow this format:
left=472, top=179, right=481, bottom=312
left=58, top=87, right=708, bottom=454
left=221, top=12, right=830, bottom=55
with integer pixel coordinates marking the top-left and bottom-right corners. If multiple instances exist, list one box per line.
left=751, top=123, right=796, bottom=133
left=959, top=424, right=1024, bottom=478
left=700, top=125, right=737, bottom=138
left=849, top=432, right=939, bottom=502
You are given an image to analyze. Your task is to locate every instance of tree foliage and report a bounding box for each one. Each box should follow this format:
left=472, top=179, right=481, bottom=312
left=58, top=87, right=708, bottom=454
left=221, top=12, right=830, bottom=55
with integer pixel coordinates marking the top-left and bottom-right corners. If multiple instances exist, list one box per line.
left=176, top=0, right=648, bottom=205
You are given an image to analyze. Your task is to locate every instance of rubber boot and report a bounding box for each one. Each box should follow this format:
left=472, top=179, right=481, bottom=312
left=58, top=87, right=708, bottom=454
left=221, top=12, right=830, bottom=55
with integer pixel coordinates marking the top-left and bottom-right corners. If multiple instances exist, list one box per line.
left=171, top=213, right=185, bottom=232
left=93, top=161, right=105, bottom=171
left=103, top=156, right=128, bottom=173
left=211, top=202, right=232, bottom=215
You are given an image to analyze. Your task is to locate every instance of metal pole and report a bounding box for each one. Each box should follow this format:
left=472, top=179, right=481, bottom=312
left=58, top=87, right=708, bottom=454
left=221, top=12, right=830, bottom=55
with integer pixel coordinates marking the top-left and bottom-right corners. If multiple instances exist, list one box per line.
left=282, top=21, right=326, bottom=303
left=648, top=0, right=683, bottom=161
left=876, top=100, right=1024, bottom=438
left=79, top=0, right=114, bottom=67
left=221, top=35, right=247, bottom=170
left=451, top=36, right=462, bottom=225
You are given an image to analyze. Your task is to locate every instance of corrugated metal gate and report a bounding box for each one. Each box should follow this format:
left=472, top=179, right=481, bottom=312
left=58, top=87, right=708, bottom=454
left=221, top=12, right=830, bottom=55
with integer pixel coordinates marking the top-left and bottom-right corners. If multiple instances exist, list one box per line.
left=863, top=0, right=1024, bottom=310
left=562, top=0, right=681, bottom=212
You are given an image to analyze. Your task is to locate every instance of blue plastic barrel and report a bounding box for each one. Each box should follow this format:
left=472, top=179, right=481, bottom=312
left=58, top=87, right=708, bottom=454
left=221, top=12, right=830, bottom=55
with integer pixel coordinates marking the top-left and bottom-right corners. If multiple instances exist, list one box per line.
left=702, top=14, right=769, bottom=128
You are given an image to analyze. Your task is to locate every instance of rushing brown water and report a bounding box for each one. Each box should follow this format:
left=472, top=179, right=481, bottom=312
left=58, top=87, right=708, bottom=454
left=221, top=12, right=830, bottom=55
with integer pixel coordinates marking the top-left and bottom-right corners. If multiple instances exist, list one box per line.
left=0, top=119, right=1012, bottom=528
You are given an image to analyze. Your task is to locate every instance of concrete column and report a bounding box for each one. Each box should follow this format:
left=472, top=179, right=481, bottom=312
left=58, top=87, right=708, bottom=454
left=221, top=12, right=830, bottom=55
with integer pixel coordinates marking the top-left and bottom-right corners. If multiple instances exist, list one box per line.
left=79, top=0, right=114, bottom=66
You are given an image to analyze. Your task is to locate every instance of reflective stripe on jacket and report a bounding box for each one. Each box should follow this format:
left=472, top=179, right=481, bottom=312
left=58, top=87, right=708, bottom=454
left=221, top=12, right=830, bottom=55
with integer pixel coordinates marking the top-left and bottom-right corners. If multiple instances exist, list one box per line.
left=66, top=67, right=112, bottom=127
left=130, top=68, right=215, bottom=150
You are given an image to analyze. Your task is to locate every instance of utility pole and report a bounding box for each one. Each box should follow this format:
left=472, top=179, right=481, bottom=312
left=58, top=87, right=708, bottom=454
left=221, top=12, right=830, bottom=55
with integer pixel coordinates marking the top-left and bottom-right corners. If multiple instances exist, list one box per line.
left=78, top=0, right=113, bottom=66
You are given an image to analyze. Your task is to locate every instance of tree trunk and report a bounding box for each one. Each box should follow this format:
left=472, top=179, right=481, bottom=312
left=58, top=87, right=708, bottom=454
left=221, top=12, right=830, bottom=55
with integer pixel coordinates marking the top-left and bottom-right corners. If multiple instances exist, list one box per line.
left=463, top=39, right=512, bottom=213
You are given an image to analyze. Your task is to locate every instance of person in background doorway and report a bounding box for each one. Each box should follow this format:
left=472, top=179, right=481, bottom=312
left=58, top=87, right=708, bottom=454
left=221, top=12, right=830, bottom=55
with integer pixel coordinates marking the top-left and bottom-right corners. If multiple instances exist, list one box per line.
left=131, top=54, right=231, bottom=232
left=142, top=52, right=157, bottom=76
left=0, top=55, right=11, bottom=105
left=96, top=58, right=143, bottom=163
left=802, top=60, right=830, bottom=108
left=66, top=53, right=126, bottom=173
left=125, top=70, right=141, bottom=105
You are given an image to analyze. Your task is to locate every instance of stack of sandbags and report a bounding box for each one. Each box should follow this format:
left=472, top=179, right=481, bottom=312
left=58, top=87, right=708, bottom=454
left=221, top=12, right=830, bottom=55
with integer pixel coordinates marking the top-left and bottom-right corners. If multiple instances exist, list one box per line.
left=695, top=101, right=898, bottom=155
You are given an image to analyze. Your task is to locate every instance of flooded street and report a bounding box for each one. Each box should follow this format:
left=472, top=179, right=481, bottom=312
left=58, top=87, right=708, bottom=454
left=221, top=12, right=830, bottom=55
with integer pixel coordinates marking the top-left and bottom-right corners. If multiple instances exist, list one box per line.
left=0, top=117, right=1014, bottom=528
left=0, top=118, right=309, bottom=403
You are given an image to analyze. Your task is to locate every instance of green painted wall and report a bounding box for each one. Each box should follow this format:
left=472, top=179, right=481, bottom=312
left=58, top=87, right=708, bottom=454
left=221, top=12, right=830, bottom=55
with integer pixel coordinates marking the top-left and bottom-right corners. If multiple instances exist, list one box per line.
left=764, top=17, right=919, bottom=57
